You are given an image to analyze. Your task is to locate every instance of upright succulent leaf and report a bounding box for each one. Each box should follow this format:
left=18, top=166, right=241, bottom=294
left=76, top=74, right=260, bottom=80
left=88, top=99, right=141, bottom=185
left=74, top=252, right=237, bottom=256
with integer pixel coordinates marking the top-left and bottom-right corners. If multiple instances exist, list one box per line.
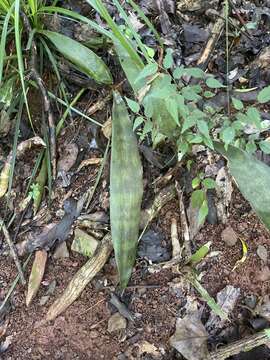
left=215, top=142, right=270, bottom=230
left=110, top=91, right=143, bottom=288
left=41, top=30, right=112, bottom=84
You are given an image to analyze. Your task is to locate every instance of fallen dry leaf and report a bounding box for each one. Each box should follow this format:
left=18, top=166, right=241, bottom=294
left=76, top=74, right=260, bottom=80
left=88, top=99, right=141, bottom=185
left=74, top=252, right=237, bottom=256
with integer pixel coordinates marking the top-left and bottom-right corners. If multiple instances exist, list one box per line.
left=170, top=314, right=210, bottom=360
left=76, top=158, right=101, bottom=173
left=58, top=142, right=79, bottom=173
left=26, top=250, right=48, bottom=306
left=107, top=312, right=127, bottom=333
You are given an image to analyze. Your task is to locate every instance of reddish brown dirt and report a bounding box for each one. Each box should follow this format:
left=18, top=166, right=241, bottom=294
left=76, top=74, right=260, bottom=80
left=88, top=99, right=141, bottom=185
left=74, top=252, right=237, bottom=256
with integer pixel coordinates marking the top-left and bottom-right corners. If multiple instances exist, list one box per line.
left=1, top=189, right=270, bottom=359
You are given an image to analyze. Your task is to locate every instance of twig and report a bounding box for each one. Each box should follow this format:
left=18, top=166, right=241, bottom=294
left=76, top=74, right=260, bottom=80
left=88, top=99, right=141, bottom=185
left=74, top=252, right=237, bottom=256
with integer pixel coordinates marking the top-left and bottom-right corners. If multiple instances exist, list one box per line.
left=197, top=16, right=224, bottom=69
left=175, top=181, right=191, bottom=258
left=0, top=219, right=26, bottom=285
left=21, top=12, right=57, bottom=179
left=210, top=328, right=270, bottom=360
left=171, top=218, right=181, bottom=258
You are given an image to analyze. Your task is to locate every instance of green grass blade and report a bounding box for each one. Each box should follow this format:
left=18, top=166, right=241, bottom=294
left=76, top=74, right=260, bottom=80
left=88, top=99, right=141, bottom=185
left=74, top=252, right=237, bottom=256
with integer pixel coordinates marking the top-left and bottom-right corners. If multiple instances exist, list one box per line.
left=86, top=0, right=144, bottom=68
left=127, top=0, right=162, bottom=46
left=0, top=3, right=14, bottom=85
left=112, top=0, right=151, bottom=62
left=14, top=0, right=32, bottom=126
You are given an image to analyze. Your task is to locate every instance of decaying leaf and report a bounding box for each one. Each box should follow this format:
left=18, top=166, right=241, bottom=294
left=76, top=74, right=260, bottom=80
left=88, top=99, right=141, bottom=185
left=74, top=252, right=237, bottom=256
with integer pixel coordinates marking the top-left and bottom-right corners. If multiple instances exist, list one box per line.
left=206, top=285, right=240, bottom=331
left=0, top=109, right=10, bottom=136
left=26, top=250, right=48, bottom=306
left=170, top=314, right=210, bottom=360
left=76, top=158, right=101, bottom=173
left=110, top=92, right=143, bottom=288
left=46, top=233, right=113, bottom=321
left=57, top=142, right=79, bottom=173
left=72, top=228, right=99, bottom=257
left=0, top=136, right=46, bottom=198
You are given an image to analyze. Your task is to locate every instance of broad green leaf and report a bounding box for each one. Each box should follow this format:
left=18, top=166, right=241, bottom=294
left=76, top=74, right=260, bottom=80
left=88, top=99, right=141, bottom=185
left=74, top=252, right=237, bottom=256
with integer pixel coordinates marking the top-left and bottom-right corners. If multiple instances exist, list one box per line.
left=214, top=142, right=270, bottom=230
left=192, top=177, right=200, bottom=189
left=165, top=98, right=179, bottom=125
left=221, top=126, right=235, bottom=147
left=191, top=189, right=205, bottom=208
left=183, top=67, right=205, bottom=79
left=41, top=30, right=112, bottom=84
left=246, top=107, right=261, bottom=128
left=190, top=241, right=212, bottom=265
left=173, top=66, right=184, bottom=79
left=204, top=91, right=215, bottom=98
left=202, top=178, right=216, bottom=189
left=182, top=116, right=196, bottom=133
left=245, top=140, right=256, bottom=154
left=163, top=49, right=173, bottom=69
left=259, top=140, right=270, bottom=154
left=134, top=63, right=158, bottom=85
left=231, top=97, right=243, bottom=110
left=197, top=120, right=209, bottom=138
left=133, top=116, right=144, bottom=130
left=257, top=86, right=270, bottom=103
left=206, top=77, right=226, bottom=89
left=182, top=86, right=201, bottom=101
left=125, top=97, right=140, bottom=113
left=198, top=200, right=208, bottom=225
left=110, top=91, right=143, bottom=288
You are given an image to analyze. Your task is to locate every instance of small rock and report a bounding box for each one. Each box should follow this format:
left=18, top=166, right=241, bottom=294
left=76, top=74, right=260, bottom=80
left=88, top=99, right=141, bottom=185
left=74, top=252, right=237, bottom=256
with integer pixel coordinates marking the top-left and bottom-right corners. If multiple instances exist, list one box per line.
left=256, top=266, right=270, bottom=282
left=39, top=295, right=50, bottom=306
left=221, top=226, right=238, bottom=247
left=107, top=312, right=127, bottom=333
left=257, top=245, right=268, bottom=263
left=53, top=241, right=69, bottom=259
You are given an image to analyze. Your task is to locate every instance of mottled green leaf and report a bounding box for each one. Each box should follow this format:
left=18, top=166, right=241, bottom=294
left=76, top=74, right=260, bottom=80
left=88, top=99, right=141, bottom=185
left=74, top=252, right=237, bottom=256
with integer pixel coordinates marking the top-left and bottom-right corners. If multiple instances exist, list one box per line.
left=41, top=30, right=112, bottom=84
left=110, top=91, right=143, bottom=288
left=231, top=97, right=243, bottom=110
left=215, top=142, right=270, bottom=230
left=125, top=97, right=140, bottom=113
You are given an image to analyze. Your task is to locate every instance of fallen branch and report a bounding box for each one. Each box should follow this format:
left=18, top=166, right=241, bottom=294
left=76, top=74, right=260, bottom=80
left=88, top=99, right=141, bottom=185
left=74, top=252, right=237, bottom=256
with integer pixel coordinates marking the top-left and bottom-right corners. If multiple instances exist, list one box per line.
left=46, top=233, right=113, bottom=321
left=210, top=328, right=270, bottom=360
left=197, top=16, right=224, bottom=70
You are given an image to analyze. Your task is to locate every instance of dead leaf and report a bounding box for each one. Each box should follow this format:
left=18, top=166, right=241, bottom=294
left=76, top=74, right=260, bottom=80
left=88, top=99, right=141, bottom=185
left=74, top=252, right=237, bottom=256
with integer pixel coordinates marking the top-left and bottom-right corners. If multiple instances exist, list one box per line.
left=53, top=241, right=70, bottom=259
left=26, top=250, right=48, bottom=306
left=58, top=142, right=79, bottom=173
left=170, top=314, right=210, bottom=360
left=107, top=312, right=127, bottom=333
left=76, top=158, right=101, bottom=173
left=136, top=340, right=160, bottom=357
left=255, top=296, right=270, bottom=321
left=206, top=285, right=240, bottom=331
left=102, top=117, right=112, bottom=139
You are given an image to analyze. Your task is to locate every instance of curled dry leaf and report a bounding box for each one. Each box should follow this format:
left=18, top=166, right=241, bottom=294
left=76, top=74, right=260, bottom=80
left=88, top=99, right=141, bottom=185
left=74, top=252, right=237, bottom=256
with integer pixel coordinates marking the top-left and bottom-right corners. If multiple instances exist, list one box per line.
left=76, top=158, right=101, bottom=173
left=26, top=250, right=48, bottom=306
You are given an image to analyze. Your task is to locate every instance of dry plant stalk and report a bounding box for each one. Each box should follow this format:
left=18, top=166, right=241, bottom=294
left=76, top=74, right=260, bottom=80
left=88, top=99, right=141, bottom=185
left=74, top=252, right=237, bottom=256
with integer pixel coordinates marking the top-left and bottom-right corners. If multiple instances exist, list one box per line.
left=210, top=329, right=270, bottom=360
left=46, top=233, right=113, bottom=321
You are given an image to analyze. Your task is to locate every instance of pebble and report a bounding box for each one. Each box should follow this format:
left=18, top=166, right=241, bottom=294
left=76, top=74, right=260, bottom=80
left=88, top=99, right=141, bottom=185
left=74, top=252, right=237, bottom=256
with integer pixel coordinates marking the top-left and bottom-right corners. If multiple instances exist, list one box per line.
left=107, top=312, right=127, bottom=333
left=257, top=245, right=268, bottom=263
left=221, top=226, right=238, bottom=247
